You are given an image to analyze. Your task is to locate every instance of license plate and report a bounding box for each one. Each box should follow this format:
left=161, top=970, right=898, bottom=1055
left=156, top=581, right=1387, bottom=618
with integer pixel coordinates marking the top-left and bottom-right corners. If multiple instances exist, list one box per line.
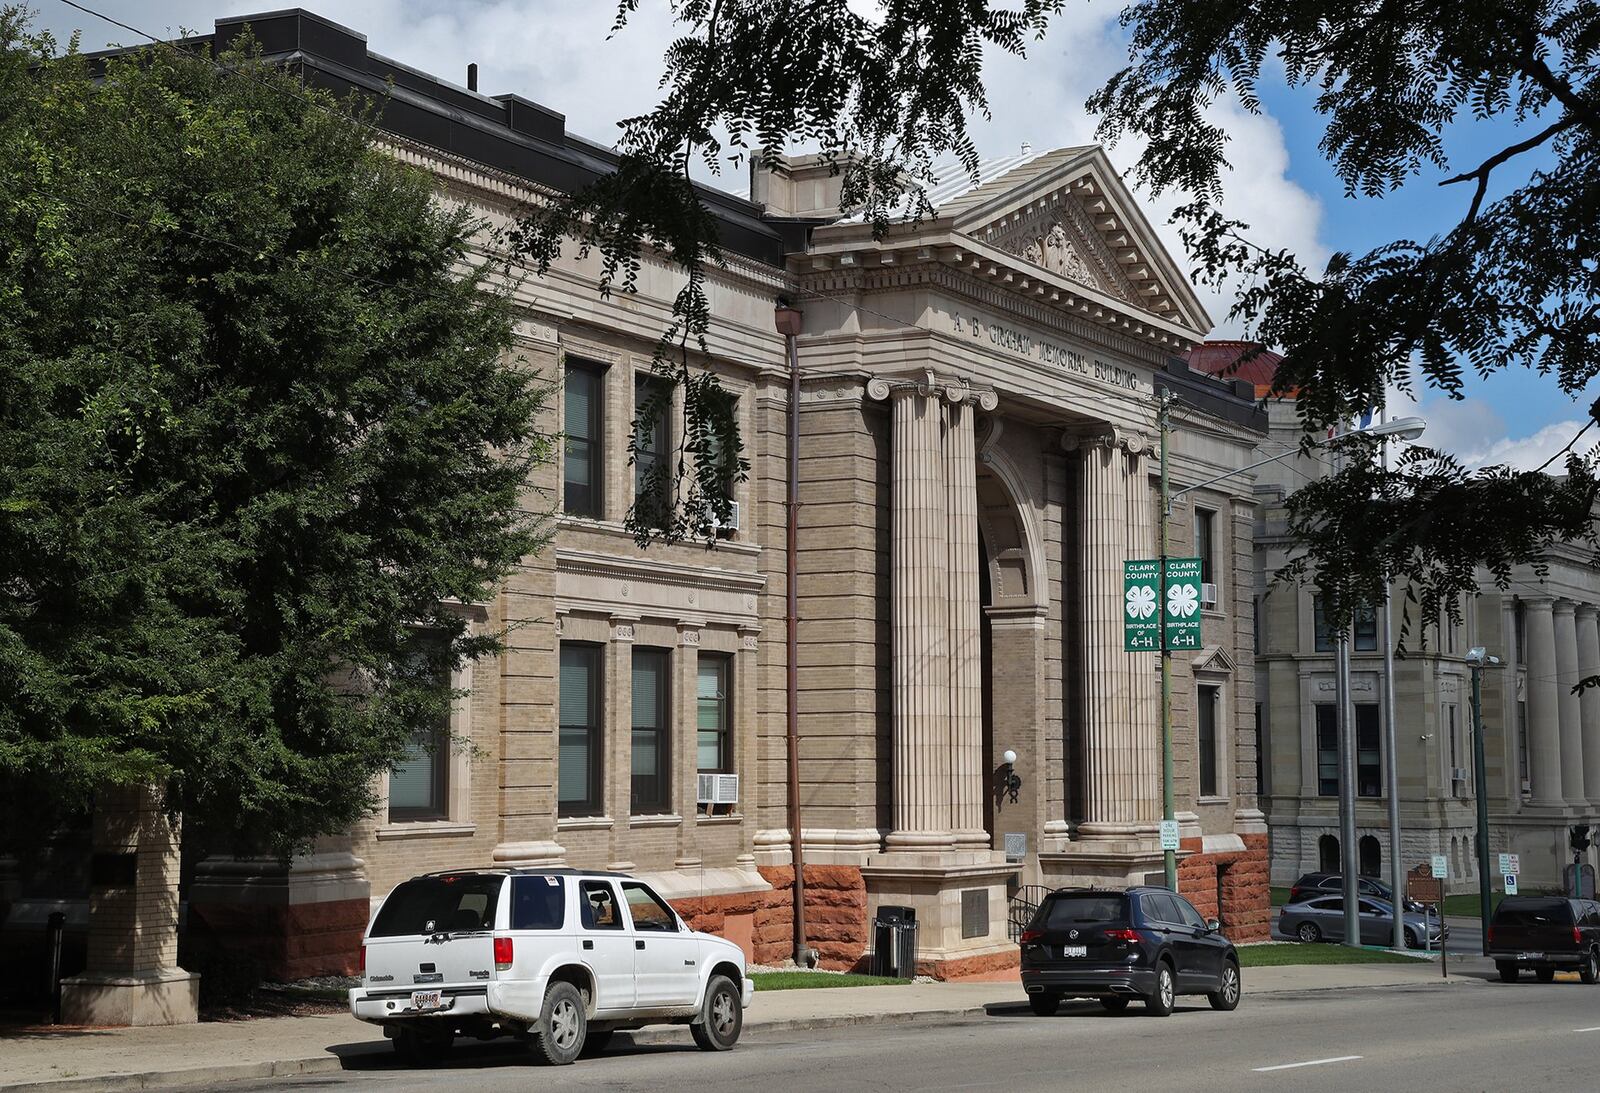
left=1519, top=952, right=1544, bottom=960
left=1063, top=945, right=1087, bottom=957
left=410, top=990, right=442, bottom=1011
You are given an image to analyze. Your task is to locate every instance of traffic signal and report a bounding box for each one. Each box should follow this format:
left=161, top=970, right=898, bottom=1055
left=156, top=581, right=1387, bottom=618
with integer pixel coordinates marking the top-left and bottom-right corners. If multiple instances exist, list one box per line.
left=1571, top=824, right=1593, bottom=852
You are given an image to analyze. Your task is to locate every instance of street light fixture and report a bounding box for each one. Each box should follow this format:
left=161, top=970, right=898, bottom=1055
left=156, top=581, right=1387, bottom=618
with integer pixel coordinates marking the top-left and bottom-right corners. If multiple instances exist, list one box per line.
left=1464, top=646, right=1503, bottom=955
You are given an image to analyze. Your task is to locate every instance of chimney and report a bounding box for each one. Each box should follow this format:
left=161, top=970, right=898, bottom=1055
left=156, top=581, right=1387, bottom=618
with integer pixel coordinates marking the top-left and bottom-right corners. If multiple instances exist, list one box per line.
left=467, top=63, right=478, bottom=92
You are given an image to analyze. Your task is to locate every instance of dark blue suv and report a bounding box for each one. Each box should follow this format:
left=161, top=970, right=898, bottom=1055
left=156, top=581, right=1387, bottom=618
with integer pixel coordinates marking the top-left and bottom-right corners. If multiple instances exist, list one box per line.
left=1019, top=887, right=1240, bottom=1016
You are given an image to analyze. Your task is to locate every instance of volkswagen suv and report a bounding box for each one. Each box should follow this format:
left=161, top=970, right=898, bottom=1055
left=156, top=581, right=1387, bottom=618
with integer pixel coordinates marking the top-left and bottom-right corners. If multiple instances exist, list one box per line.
left=349, top=868, right=753, bottom=1065
left=1018, top=887, right=1240, bottom=1017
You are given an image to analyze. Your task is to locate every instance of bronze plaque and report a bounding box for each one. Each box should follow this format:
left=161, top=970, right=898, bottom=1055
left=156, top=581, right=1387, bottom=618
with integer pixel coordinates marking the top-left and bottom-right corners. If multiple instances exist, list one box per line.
left=1407, top=865, right=1442, bottom=904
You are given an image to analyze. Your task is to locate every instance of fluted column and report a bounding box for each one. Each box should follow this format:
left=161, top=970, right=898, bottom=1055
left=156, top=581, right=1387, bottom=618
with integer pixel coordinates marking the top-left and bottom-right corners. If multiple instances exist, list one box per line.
left=1581, top=605, right=1600, bottom=805
left=1556, top=600, right=1587, bottom=805
left=1073, top=430, right=1152, bottom=836
left=1123, top=446, right=1161, bottom=824
left=886, top=385, right=952, bottom=848
left=1525, top=598, right=1564, bottom=807
left=946, top=397, right=987, bottom=847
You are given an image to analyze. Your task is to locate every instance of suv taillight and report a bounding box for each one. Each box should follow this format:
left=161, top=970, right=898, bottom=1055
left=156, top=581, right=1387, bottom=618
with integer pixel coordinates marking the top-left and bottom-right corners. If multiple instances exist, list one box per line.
left=1486, top=926, right=1494, bottom=946
left=359, top=943, right=366, bottom=976
left=1105, top=928, right=1140, bottom=942
left=493, top=936, right=514, bottom=971
left=1576, top=926, right=1584, bottom=946
left=1020, top=929, right=1043, bottom=944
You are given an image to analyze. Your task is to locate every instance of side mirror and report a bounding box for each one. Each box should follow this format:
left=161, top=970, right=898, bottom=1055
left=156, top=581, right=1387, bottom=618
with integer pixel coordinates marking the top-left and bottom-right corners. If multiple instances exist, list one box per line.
left=1206, top=918, right=1221, bottom=932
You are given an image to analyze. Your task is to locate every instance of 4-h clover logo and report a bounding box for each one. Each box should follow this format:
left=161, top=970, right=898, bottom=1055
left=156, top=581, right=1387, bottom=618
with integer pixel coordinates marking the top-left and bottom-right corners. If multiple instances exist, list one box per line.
left=1167, top=582, right=1199, bottom=618
left=1125, top=584, right=1157, bottom=620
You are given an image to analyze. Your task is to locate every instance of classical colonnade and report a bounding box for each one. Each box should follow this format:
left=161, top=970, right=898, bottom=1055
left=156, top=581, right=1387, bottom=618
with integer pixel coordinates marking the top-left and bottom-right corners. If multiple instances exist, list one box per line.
left=1517, top=598, right=1600, bottom=809
left=871, top=371, right=1165, bottom=850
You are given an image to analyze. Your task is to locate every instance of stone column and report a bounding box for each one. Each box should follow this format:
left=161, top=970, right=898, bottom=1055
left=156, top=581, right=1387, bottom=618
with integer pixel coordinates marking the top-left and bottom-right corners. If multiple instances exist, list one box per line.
left=675, top=621, right=704, bottom=868
left=1123, top=443, right=1160, bottom=826
left=1525, top=598, right=1564, bottom=808
left=607, top=614, right=638, bottom=870
left=61, top=784, right=198, bottom=1026
left=1073, top=431, right=1148, bottom=837
left=946, top=397, right=987, bottom=848
left=885, top=383, right=953, bottom=848
left=1555, top=601, right=1586, bottom=805
left=1581, top=606, right=1600, bottom=805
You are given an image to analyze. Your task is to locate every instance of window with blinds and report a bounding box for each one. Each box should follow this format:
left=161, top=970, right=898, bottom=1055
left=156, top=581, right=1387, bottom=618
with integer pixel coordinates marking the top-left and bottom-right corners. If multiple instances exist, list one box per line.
left=1197, top=685, right=1219, bottom=797
left=634, top=375, right=672, bottom=527
left=1315, top=703, right=1338, bottom=796
left=563, top=363, right=603, bottom=517
left=631, top=648, right=669, bottom=814
left=697, top=654, right=731, bottom=773
left=559, top=643, right=603, bottom=816
left=388, top=631, right=451, bottom=822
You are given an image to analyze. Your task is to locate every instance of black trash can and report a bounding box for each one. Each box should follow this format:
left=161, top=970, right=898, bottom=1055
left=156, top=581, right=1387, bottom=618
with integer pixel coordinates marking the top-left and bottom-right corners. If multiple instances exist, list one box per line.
left=871, top=905, right=918, bottom=979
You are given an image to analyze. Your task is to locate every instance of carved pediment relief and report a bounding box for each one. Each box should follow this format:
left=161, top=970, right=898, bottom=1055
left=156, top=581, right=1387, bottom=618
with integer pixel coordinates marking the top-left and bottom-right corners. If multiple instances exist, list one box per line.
left=980, top=193, right=1135, bottom=303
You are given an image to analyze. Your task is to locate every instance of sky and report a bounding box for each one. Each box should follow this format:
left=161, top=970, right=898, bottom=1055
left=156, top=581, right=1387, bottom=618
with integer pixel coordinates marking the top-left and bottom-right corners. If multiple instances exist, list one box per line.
left=28, top=0, right=1594, bottom=470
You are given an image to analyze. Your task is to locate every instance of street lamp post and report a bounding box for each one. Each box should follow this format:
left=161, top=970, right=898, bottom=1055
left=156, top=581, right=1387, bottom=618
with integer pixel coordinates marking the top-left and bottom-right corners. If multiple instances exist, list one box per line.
left=1465, top=646, right=1502, bottom=956
left=1158, top=398, right=1425, bottom=914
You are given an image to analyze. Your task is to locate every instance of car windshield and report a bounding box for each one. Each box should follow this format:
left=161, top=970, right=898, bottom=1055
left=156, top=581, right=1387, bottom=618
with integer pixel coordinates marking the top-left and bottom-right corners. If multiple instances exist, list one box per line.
left=1038, top=894, right=1126, bottom=927
left=1495, top=899, right=1573, bottom=926
left=371, top=874, right=504, bottom=937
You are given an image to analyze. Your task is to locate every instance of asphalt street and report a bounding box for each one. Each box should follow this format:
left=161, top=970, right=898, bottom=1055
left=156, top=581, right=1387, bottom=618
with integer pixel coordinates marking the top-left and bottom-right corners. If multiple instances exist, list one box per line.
left=201, top=969, right=1600, bottom=1092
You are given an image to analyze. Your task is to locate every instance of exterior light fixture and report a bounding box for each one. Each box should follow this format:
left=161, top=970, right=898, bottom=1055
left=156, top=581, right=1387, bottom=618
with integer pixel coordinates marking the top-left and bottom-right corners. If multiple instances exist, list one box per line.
left=998, top=749, right=1021, bottom=804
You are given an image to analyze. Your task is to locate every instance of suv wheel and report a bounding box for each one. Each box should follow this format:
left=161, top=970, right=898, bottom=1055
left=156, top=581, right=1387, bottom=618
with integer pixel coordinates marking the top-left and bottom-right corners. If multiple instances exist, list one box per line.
left=1404, top=928, right=1418, bottom=949
left=1497, top=961, right=1519, bottom=983
left=1208, top=960, right=1241, bottom=1012
left=1296, top=922, right=1322, bottom=943
left=1028, top=991, right=1061, bottom=1016
left=1582, top=950, right=1600, bottom=985
left=691, top=974, right=743, bottom=1051
left=530, top=981, right=587, bottom=1066
left=1145, top=962, right=1175, bottom=1017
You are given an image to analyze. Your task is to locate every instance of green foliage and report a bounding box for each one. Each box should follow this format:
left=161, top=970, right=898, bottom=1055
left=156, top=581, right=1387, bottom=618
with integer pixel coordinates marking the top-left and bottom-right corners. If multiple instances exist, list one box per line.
left=1087, top=0, right=1600, bottom=629
left=0, top=10, right=550, bottom=853
left=514, top=0, right=1063, bottom=544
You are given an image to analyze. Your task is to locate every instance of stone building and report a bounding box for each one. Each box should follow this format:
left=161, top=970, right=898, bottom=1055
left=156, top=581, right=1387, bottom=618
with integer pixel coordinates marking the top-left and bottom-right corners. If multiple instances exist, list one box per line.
left=9, top=10, right=1277, bottom=1019
left=1200, top=342, right=1600, bottom=895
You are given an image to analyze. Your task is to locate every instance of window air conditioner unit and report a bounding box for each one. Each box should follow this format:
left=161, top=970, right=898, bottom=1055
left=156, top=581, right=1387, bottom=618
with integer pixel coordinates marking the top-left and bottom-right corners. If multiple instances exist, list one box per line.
left=1200, top=582, right=1219, bottom=609
left=696, top=774, right=717, bottom=804
left=696, top=774, right=739, bottom=805
left=704, top=499, right=740, bottom=536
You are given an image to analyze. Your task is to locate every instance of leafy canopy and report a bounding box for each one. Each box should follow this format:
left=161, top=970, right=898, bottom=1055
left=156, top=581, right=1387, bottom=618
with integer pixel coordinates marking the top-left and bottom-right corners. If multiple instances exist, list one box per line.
left=547, top=0, right=1600, bottom=636
left=0, top=10, right=549, bottom=852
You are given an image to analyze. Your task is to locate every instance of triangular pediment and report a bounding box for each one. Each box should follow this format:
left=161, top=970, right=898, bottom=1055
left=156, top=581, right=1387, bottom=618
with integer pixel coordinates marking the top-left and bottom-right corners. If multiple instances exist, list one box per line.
left=1191, top=645, right=1237, bottom=676
left=949, top=147, right=1210, bottom=335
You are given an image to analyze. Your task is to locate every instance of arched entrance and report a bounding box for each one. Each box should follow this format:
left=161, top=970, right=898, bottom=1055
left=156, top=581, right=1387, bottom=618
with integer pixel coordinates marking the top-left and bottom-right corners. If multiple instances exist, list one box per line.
left=973, top=452, right=1046, bottom=862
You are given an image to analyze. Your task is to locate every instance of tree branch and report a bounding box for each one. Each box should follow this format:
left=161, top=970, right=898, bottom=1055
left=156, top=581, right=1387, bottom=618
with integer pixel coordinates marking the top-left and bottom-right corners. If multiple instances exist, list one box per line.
left=1438, top=115, right=1578, bottom=223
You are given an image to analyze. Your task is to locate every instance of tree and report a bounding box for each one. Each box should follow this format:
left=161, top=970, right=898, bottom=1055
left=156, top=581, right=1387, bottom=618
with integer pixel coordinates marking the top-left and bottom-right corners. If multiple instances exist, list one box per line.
left=0, top=10, right=550, bottom=854
left=530, top=0, right=1600, bottom=640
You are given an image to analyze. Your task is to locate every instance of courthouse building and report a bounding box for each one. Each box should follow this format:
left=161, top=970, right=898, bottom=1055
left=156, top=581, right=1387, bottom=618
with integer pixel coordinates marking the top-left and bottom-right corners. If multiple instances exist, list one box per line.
left=12, top=10, right=1278, bottom=1007
left=1205, top=343, right=1600, bottom=896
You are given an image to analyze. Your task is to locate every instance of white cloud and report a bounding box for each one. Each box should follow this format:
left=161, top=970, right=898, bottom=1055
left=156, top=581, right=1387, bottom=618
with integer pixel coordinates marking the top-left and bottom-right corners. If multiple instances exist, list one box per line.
left=1459, top=419, right=1597, bottom=472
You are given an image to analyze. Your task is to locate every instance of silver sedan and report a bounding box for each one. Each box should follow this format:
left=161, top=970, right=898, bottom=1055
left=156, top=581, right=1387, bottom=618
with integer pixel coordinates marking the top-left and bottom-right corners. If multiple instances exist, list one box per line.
left=1279, top=895, right=1446, bottom=948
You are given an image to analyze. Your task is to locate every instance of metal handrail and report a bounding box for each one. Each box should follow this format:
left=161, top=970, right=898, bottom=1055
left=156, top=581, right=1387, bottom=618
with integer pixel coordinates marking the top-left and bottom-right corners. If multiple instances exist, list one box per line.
left=1007, top=885, right=1053, bottom=942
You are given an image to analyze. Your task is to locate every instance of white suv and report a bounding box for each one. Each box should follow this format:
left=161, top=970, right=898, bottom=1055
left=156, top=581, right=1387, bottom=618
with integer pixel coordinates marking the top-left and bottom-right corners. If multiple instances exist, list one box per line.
left=350, top=867, right=753, bottom=1066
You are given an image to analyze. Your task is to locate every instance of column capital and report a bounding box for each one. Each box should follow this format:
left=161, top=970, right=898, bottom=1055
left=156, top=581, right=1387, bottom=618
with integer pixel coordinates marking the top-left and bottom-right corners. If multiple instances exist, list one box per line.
left=1523, top=595, right=1556, bottom=612
left=865, top=372, right=996, bottom=409
left=1554, top=598, right=1578, bottom=618
left=1577, top=603, right=1599, bottom=622
left=608, top=613, right=640, bottom=642
left=1059, top=424, right=1149, bottom=455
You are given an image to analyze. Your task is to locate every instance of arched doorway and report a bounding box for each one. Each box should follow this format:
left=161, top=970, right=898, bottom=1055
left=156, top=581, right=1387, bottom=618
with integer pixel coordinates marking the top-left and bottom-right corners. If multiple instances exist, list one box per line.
left=1319, top=834, right=1340, bottom=873
left=1359, top=835, right=1381, bottom=878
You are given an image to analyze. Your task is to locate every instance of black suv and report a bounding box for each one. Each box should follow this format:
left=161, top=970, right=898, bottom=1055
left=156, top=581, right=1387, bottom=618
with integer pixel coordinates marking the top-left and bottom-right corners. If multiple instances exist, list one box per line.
left=1488, top=896, right=1600, bottom=983
left=1018, top=887, right=1240, bottom=1017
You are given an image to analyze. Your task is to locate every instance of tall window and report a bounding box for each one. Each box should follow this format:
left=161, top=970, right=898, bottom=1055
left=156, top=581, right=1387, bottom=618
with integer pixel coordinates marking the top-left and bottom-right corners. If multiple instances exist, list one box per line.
left=1254, top=703, right=1266, bottom=796
left=559, top=644, right=603, bottom=816
left=634, top=375, right=672, bottom=527
left=697, top=654, right=732, bottom=773
left=1353, top=604, right=1378, bottom=652
left=1446, top=703, right=1465, bottom=795
left=1356, top=704, right=1382, bottom=797
left=1515, top=601, right=1527, bottom=665
left=1197, top=685, right=1219, bottom=796
left=1315, top=703, right=1338, bottom=796
left=1314, top=596, right=1334, bottom=652
left=631, top=649, right=670, bottom=814
left=1195, top=508, right=1216, bottom=586
left=1518, top=699, right=1530, bottom=792
left=1359, top=835, right=1381, bottom=878
left=1319, top=834, right=1340, bottom=873
left=563, top=363, right=603, bottom=517
left=1314, top=595, right=1377, bottom=651
left=388, top=631, right=450, bottom=821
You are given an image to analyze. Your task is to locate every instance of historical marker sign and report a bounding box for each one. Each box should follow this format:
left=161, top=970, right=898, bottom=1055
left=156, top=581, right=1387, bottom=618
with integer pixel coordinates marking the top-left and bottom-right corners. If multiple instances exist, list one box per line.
left=1124, top=557, right=1204, bottom=652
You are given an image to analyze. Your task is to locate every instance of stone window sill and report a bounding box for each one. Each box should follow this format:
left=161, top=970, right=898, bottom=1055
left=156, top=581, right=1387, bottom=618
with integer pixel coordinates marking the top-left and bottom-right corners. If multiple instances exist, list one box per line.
left=695, top=812, right=744, bottom=826
left=630, top=814, right=683, bottom=829
left=1195, top=795, right=1230, bottom=806
left=376, top=821, right=477, bottom=840
left=558, top=815, right=615, bottom=831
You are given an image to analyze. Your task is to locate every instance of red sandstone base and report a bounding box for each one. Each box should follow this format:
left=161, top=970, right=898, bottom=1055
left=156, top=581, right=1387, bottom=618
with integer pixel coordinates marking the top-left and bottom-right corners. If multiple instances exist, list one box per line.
left=1176, top=833, right=1271, bottom=942
left=186, top=898, right=368, bottom=980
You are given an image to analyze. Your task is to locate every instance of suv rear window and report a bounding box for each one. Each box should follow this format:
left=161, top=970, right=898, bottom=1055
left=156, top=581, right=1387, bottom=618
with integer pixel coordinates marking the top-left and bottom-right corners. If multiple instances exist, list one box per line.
left=371, top=874, right=504, bottom=937
left=511, top=875, right=566, bottom=930
left=1037, top=894, right=1126, bottom=928
left=1493, top=898, right=1573, bottom=926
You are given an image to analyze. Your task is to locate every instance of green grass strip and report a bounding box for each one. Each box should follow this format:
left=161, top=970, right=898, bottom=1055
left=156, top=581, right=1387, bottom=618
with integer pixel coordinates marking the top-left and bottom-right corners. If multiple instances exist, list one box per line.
left=749, top=971, right=911, bottom=991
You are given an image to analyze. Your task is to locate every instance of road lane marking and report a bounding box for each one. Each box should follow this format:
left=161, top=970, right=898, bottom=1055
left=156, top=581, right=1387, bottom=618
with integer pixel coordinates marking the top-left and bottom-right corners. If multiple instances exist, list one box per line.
left=1575, top=1026, right=1600, bottom=1032
left=1252, top=1055, right=1363, bottom=1072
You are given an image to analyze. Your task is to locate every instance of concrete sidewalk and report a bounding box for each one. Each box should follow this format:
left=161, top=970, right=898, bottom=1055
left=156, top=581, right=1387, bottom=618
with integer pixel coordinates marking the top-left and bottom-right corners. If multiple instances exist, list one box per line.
left=1, top=960, right=1483, bottom=1093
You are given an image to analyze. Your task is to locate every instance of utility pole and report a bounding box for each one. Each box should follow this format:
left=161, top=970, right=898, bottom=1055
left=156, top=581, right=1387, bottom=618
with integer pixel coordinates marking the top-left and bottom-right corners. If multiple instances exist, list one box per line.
left=1335, top=417, right=1361, bottom=949
left=1464, top=647, right=1500, bottom=955
left=1379, top=414, right=1404, bottom=951
left=1158, top=390, right=1177, bottom=891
